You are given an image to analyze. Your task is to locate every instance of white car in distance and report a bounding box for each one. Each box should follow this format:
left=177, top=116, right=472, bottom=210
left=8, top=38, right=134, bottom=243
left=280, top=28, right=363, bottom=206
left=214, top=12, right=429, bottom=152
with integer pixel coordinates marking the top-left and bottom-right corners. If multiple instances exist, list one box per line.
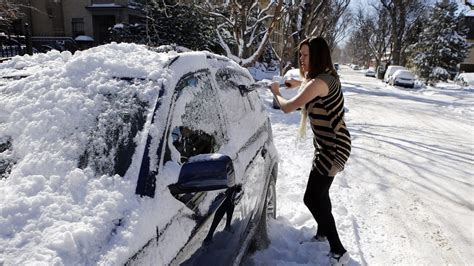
left=365, top=67, right=376, bottom=77
left=384, top=65, right=406, bottom=83
left=389, top=69, right=416, bottom=88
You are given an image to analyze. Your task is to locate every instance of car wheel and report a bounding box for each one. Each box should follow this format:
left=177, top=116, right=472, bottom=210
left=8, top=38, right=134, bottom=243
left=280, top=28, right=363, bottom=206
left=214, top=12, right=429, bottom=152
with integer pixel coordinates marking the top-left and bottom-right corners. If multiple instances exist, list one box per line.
left=249, top=175, right=276, bottom=251
left=266, top=176, right=277, bottom=220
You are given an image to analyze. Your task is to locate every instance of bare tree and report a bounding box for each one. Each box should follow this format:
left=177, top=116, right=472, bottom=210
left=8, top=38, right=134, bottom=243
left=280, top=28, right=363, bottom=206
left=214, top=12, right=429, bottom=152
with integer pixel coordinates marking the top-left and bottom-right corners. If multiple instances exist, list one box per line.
left=345, top=27, right=371, bottom=66
left=272, top=0, right=351, bottom=74
left=0, top=0, right=24, bottom=28
left=311, top=0, right=351, bottom=49
left=186, top=0, right=285, bottom=67
left=379, top=0, right=426, bottom=65
left=148, top=0, right=349, bottom=70
left=351, top=4, right=390, bottom=69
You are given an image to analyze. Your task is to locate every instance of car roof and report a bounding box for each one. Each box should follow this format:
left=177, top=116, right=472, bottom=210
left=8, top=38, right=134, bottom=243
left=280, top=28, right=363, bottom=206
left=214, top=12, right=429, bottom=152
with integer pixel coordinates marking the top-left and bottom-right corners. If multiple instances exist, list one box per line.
left=393, top=69, right=414, bottom=76
left=387, top=65, right=405, bottom=70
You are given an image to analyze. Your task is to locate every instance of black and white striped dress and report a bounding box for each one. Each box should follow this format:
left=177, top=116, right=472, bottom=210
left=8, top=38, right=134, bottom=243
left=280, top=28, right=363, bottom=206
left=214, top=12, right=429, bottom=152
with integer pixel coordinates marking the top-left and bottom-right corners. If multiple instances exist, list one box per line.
left=305, top=72, right=351, bottom=176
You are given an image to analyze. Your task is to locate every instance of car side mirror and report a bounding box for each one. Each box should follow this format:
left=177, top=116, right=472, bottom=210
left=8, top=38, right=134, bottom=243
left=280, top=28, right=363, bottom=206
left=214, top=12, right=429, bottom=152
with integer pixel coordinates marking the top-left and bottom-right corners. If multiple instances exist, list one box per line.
left=168, top=154, right=235, bottom=195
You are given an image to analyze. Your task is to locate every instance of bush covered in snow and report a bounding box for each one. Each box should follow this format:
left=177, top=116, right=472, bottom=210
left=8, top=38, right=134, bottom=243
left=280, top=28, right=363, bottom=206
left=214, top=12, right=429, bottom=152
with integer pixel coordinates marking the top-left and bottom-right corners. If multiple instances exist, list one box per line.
left=109, top=4, right=222, bottom=53
left=430, top=67, right=450, bottom=83
left=410, top=1, right=470, bottom=85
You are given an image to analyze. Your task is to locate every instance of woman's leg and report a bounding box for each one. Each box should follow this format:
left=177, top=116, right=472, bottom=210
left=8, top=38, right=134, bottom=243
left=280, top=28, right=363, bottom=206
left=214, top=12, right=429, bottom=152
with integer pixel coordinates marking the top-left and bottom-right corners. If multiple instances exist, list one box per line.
left=303, top=168, right=346, bottom=254
left=303, top=168, right=328, bottom=236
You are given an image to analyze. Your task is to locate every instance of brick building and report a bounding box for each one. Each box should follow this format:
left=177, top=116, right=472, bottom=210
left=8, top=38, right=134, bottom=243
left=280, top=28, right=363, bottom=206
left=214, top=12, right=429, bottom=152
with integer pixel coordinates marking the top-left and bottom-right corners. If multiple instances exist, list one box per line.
left=8, top=0, right=145, bottom=45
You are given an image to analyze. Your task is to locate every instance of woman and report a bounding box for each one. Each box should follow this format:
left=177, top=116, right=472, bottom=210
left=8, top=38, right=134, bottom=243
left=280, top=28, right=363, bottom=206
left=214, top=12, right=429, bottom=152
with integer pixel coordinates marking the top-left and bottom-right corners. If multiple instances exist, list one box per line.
left=270, top=37, right=351, bottom=265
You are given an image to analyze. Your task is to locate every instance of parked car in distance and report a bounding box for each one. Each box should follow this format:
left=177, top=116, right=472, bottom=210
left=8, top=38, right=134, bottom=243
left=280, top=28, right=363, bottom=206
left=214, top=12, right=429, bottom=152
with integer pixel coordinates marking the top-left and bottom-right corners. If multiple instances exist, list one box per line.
left=272, top=68, right=302, bottom=109
left=351, top=64, right=360, bottom=70
left=365, top=67, right=376, bottom=77
left=384, top=65, right=406, bottom=83
left=389, top=69, right=415, bottom=88
left=0, top=43, right=278, bottom=265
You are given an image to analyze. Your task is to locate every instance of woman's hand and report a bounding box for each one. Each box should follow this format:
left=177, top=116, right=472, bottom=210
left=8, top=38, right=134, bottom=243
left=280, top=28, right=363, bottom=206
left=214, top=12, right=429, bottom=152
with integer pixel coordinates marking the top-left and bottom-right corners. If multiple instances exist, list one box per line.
left=270, top=82, right=281, bottom=95
left=285, top=79, right=302, bottom=89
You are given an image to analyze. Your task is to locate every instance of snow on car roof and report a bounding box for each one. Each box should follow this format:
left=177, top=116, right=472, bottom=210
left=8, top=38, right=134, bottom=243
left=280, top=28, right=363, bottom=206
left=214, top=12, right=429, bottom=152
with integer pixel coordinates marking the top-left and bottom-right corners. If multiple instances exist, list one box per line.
left=393, top=69, right=414, bottom=76
left=0, top=43, right=232, bottom=265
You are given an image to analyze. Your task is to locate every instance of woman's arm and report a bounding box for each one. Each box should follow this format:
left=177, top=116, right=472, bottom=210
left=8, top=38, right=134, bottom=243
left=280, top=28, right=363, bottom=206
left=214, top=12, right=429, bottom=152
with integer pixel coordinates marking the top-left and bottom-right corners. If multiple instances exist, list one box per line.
left=270, top=79, right=329, bottom=113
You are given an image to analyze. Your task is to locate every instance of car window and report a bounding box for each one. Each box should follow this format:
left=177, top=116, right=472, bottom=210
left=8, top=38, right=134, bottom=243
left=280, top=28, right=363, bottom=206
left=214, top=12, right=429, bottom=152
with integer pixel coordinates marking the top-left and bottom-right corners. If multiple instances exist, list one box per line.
left=78, top=80, right=148, bottom=176
left=171, top=126, right=216, bottom=163
left=214, top=68, right=267, bottom=167
left=215, top=68, right=255, bottom=121
left=168, top=71, right=226, bottom=164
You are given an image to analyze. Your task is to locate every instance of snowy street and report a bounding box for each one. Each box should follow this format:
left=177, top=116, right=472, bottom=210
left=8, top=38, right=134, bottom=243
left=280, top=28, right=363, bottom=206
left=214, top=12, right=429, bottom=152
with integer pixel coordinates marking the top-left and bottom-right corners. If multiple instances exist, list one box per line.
left=247, top=66, right=474, bottom=265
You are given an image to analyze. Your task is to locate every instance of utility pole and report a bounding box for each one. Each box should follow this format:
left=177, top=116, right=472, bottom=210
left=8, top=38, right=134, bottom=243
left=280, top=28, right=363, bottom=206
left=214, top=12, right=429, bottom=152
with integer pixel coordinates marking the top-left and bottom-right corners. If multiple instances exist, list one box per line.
left=24, top=23, right=33, bottom=55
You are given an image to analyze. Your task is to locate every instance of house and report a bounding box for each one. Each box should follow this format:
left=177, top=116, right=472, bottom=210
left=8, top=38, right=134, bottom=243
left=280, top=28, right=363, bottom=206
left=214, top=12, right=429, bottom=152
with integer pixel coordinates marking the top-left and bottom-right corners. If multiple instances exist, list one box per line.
left=460, top=8, right=474, bottom=72
left=8, top=0, right=145, bottom=46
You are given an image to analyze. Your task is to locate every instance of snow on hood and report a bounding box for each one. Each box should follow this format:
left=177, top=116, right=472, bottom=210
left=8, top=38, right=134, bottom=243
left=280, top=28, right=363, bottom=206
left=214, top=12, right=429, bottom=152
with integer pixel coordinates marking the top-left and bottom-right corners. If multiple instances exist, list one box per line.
left=0, top=43, right=186, bottom=265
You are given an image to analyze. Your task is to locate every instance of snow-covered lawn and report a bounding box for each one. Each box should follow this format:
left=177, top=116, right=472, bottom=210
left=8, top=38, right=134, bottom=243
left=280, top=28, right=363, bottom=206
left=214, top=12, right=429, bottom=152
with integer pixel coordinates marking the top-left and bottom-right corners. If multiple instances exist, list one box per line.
left=246, top=67, right=473, bottom=265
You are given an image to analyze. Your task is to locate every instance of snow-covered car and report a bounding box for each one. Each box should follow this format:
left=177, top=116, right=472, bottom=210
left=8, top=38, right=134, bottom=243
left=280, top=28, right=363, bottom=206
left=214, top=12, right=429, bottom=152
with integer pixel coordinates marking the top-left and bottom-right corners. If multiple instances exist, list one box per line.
left=389, top=69, right=415, bottom=88
left=454, top=72, right=474, bottom=87
left=0, top=44, right=278, bottom=265
left=365, top=67, right=376, bottom=77
left=272, top=68, right=302, bottom=109
left=384, top=65, right=406, bottom=83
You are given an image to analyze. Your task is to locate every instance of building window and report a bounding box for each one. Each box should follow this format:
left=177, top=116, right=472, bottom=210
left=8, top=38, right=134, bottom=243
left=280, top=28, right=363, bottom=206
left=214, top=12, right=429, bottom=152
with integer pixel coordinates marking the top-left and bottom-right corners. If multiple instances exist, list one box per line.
left=72, top=18, right=85, bottom=37
left=46, top=7, right=53, bottom=18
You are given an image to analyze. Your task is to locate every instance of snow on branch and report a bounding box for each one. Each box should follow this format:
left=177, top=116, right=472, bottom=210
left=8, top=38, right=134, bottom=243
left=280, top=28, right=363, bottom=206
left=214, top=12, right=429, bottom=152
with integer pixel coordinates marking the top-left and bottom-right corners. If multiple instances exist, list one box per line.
left=194, top=0, right=284, bottom=67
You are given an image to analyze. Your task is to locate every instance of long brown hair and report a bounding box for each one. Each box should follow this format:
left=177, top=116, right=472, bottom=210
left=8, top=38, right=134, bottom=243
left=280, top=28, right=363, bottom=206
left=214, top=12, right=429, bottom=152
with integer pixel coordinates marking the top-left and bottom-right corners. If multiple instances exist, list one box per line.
left=298, top=37, right=339, bottom=81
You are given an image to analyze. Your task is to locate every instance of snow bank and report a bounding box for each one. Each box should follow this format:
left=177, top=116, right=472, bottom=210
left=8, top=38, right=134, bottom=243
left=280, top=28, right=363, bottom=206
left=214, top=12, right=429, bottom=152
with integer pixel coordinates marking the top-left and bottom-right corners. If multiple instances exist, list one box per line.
left=248, top=61, right=279, bottom=81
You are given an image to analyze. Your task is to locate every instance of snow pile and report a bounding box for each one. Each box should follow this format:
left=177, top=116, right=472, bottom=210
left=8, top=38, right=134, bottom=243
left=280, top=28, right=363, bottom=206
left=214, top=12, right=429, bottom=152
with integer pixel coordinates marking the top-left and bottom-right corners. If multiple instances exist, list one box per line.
left=465, top=9, right=474, bottom=17
left=0, top=49, right=72, bottom=78
left=430, top=66, right=449, bottom=81
left=248, top=61, right=279, bottom=81
left=0, top=43, right=176, bottom=265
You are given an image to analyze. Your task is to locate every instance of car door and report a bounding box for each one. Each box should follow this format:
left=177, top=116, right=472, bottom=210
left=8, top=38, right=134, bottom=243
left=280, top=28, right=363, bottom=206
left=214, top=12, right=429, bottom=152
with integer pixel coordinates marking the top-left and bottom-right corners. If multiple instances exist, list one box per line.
left=214, top=67, right=275, bottom=249
left=161, top=69, right=244, bottom=265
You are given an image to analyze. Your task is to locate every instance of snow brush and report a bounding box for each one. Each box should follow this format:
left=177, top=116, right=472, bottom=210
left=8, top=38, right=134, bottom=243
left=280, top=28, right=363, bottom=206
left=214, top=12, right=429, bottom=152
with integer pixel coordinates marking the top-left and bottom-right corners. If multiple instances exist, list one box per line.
left=237, top=79, right=282, bottom=94
left=237, top=79, right=283, bottom=108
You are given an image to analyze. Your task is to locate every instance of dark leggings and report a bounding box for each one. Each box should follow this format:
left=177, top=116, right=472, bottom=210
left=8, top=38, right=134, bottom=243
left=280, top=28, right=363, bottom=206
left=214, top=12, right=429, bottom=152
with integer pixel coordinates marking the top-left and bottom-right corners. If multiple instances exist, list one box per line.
left=303, top=167, right=346, bottom=255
